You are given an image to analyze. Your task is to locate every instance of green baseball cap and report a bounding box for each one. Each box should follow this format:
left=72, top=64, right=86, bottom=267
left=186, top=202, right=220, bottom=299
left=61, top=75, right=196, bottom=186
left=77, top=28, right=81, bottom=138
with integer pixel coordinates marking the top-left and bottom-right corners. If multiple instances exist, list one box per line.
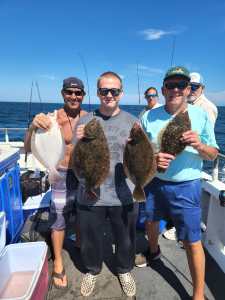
left=163, top=66, right=190, bottom=82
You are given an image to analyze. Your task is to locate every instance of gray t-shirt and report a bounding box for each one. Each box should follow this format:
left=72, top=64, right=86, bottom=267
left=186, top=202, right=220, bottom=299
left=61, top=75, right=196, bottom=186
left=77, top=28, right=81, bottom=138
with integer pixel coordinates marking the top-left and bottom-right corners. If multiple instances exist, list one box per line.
left=74, top=109, right=137, bottom=206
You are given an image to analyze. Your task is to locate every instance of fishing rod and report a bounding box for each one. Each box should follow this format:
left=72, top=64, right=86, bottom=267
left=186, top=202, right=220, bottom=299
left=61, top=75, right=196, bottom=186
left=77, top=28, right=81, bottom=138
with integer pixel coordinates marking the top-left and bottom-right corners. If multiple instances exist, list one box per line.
left=78, top=53, right=91, bottom=112
left=170, top=36, right=176, bottom=67
left=136, top=62, right=141, bottom=105
left=35, top=81, right=44, bottom=112
left=25, top=81, right=34, bottom=164
left=27, top=81, right=34, bottom=128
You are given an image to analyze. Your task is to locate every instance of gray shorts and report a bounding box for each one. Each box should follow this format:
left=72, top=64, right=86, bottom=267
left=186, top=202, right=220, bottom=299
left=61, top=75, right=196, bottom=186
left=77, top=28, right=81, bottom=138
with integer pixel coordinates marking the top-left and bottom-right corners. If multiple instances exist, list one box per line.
left=49, top=169, right=78, bottom=230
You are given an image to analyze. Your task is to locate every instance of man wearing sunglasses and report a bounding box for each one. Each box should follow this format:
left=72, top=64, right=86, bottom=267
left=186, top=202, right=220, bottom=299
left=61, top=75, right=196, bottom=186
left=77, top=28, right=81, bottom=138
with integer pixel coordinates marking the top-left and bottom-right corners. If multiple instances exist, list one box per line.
left=25, top=77, right=87, bottom=289
left=75, top=71, right=138, bottom=298
left=164, top=72, right=218, bottom=241
left=188, top=72, right=218, bottom=126
left=140, top=66, right=218, bottom=300
left=139, top=87, right=162, bottom=118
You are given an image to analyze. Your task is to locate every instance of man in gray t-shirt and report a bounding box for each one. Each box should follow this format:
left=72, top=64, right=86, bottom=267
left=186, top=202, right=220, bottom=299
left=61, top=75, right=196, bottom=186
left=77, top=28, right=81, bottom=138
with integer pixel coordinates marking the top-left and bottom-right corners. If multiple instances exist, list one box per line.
left=75, top=71, right=138, bottom=298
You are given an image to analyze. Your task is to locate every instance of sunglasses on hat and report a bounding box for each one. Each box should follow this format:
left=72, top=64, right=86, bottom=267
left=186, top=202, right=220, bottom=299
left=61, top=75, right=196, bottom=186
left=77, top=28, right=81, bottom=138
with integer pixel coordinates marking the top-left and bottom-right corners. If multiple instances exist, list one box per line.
left=98, top=88, right=122, bottom=97
left=164, top=81, right=189, bottom=90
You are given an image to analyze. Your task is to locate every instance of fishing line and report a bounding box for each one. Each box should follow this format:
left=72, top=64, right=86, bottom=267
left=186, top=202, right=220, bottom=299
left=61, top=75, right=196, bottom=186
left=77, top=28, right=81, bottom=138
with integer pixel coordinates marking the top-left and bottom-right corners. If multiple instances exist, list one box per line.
left=25, top=81, right=34, bottom=163
left=35, top=81, right=44, bottom=112
left=136, top=62, right=141, bottom=105
left=78, top=53, right=91, bottom=112
left=170, top=36, right=176, bottom=67
left=27, top=81, right=34, bottom=128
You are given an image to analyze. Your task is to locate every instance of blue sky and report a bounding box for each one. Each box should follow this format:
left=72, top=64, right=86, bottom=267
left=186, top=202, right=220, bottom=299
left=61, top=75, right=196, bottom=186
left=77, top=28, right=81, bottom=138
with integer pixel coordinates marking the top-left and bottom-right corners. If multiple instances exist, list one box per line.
left=0, top=0, right=225, bottom=105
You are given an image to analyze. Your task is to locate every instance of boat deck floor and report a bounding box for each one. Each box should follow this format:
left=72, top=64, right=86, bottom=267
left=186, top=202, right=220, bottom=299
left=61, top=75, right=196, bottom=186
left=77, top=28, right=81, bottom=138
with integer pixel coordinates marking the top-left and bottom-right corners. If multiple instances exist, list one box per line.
left=44, top=222, right=224, bottom=300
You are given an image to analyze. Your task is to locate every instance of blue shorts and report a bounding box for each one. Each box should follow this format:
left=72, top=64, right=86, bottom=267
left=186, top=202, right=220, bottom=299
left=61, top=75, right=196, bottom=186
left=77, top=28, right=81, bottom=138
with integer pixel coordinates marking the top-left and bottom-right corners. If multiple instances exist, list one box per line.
left=145, top=177, right=202, bottom=243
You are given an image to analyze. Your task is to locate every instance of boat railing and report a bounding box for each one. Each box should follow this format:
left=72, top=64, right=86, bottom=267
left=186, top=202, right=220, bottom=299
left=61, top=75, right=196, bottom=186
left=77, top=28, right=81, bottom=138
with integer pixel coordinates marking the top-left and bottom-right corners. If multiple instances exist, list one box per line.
left=0, top=127, right=224, bottom=181
left=0, top=127, right=27, bottom=143
left=212, top=152, right=225, bottom=181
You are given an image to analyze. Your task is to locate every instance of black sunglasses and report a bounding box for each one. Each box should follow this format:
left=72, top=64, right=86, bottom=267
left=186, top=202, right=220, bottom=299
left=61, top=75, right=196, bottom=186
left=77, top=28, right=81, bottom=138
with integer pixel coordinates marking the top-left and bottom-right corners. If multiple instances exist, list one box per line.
left=191, top=84, right=201, bottom=92
left=146, top=93, right=158, bottom=98
left=164, top=81, right=189, bottom=90
left=98, top=88, right=122, bottom=97
left=63, top=90, right=84, bottom=96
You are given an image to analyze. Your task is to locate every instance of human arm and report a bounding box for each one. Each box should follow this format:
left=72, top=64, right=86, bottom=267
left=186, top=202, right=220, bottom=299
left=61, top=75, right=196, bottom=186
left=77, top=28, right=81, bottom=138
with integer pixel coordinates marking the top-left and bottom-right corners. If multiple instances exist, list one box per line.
left=181, top=130, right=218, bottom=161
left=24, top=113, right=52, bottom=152
left=156, top=152, right=175, bottom=172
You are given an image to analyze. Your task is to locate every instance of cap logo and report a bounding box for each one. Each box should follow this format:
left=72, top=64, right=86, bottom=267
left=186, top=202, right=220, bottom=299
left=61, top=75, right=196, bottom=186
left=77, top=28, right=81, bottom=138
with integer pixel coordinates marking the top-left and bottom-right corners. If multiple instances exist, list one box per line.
left=172, top=67, right=183, bottom=74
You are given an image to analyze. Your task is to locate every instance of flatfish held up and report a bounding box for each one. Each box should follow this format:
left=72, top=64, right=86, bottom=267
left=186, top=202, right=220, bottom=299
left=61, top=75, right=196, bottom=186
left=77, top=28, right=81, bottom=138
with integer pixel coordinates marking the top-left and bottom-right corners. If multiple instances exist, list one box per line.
left=123, top=123, right=156, bottom=202
left=31, top=115, right=65, bottom=183
left=158, top=110, right=191, bottom=172
left=72, top=118, right=110, bottom=197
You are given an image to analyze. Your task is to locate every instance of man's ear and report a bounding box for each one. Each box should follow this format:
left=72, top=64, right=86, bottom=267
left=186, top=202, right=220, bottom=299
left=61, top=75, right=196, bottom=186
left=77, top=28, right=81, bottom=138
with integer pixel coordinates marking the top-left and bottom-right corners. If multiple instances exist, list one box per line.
left=161, top=86, right=165, bottom=96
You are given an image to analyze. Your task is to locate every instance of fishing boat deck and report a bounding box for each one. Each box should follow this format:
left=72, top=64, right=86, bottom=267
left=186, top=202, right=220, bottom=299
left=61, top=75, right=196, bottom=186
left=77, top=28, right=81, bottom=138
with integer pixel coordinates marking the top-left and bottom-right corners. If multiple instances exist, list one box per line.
left=45, top=224, right=224, bottom=300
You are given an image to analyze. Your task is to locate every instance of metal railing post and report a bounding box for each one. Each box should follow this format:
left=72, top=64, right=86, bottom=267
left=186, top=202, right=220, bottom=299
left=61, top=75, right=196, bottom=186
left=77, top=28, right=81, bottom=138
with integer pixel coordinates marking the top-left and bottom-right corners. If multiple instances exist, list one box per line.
left=5, top=128, right=9, bottom=143
left=212, top=157, right=219, bottom=181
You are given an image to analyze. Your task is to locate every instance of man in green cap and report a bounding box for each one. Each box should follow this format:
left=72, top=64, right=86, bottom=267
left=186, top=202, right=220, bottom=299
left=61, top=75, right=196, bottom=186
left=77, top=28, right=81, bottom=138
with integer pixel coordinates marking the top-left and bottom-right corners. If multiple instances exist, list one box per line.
left=139, top=66, right=218, bottom=300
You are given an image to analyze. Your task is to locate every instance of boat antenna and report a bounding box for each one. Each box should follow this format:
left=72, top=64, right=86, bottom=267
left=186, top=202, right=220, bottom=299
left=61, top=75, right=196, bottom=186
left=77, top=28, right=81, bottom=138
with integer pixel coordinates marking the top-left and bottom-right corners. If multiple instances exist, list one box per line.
left=35, top=81, right=44, bottom=112
left=136, top=62, right=141, bottom=104
left=170, top=36, right=176, bottom=67
left=78, top=53, right=91, bottom=112
left=27, top=81, right=34, bottom=127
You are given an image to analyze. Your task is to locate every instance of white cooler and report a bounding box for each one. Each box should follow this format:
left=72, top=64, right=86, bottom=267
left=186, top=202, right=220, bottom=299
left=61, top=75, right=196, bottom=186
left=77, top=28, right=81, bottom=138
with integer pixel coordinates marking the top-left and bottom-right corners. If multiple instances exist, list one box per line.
left=0, top=212, right=49, bottom=300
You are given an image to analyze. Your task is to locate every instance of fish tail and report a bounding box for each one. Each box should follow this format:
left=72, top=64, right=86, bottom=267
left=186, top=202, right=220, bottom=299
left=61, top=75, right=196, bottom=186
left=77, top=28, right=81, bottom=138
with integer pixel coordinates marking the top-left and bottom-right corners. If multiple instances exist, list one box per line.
left=133, top=185, right=146, bottom=202
left=48, top=168, right=63, bottom=184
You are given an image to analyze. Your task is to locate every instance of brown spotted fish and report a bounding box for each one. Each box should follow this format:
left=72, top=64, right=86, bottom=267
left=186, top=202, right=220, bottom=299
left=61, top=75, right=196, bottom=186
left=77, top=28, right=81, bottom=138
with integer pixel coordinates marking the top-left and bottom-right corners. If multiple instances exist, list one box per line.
left=123, top=123, right=156, bottom=202
left=158, top=110, right=191, bottom=172
left=72, top=118, right=110, bottom=197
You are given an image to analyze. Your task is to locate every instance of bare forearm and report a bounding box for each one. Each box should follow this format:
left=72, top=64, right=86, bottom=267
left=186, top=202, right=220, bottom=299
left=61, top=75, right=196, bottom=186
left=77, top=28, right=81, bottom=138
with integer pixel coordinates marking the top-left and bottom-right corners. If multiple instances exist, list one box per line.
left=24, top=124, right=35, bottom=152
left=196, top=143, right=218, bottom=161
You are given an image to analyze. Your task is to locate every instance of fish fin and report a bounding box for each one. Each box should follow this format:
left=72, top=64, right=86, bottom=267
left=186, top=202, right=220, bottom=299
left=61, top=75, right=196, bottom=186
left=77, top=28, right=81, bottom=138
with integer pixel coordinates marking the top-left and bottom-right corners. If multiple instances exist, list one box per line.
left=133, top=185, right=146, bottom=202
left=87, top=189, right=98, bottom=199
left=48, top=168, right=63, bottom=184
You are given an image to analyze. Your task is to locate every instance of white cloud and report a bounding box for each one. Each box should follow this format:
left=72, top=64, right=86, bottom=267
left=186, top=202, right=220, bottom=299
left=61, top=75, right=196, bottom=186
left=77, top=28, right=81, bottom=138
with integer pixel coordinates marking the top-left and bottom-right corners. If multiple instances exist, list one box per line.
left=39, top=74, right=56, bottom=81
left=206, top=90, right=225, bottom=106
left=138, top=64, right=163, bottom=74
left=139, top=27, right=185, bottom=41
left=135, top=64, right=164, bottom=77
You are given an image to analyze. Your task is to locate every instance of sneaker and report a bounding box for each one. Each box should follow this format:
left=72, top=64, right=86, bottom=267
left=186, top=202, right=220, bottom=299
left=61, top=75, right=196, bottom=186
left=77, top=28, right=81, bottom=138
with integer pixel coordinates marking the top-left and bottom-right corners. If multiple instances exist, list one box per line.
left=148, top=246, right=161, bottom=262
left=118, top=272, right=136, bottom=297
left=80, top=273, right=97, bottom=297
left=162, top=227, right=177, bottom=241
left=135, top=252, right=147, bottom=268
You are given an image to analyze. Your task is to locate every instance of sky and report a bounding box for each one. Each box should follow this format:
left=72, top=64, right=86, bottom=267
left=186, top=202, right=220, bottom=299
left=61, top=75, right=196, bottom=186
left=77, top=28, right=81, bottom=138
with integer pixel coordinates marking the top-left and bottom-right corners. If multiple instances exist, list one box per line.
left=0, top=0, right=225, bottom=106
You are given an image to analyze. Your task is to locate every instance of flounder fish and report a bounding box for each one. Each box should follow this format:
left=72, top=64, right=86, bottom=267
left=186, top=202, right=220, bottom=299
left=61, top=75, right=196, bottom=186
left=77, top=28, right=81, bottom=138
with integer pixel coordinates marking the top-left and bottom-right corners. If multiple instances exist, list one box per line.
left=72, top=118, right=110, bottom=197
left=158, top=110, right=191, bottom=172
left=123, top=123, right=156, bottom=202
left=31, top=114, right=65, bottom=183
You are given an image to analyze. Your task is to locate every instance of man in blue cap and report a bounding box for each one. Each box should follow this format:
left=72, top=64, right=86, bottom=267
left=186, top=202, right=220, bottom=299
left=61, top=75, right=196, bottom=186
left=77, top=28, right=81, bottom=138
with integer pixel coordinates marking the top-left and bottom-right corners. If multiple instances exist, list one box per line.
left=25, top=76, right=87, bottom=289
left=140, top=66, right=218, bottom=300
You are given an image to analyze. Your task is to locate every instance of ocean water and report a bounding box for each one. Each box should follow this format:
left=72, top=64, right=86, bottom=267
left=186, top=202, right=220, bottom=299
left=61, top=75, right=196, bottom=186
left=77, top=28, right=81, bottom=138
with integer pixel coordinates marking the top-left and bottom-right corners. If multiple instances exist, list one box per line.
left=0, top=101, right=224, bottom=177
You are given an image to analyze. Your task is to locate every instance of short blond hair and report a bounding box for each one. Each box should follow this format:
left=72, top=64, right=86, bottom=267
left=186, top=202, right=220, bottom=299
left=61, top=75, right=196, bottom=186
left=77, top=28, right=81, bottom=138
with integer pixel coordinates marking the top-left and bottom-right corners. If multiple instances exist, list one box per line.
left=97, top=71, right=123, bottom=89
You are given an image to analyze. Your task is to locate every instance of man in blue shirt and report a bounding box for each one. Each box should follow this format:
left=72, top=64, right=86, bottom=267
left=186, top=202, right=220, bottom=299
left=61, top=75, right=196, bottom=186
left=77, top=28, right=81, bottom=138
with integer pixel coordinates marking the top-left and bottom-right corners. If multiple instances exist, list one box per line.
left=141, top=66, right=218, bottom=300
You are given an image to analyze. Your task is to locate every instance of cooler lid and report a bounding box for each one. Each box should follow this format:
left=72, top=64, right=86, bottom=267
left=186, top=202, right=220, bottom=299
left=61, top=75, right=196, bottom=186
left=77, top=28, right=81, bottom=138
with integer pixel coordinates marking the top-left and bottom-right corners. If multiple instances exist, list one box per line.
left=0, top=211, right=6, bottom=254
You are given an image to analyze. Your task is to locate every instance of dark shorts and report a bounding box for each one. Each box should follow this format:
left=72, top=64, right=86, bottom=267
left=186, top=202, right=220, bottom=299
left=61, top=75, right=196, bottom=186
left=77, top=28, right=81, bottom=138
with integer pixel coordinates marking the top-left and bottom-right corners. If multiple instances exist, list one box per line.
left=49, top=169, right=78, bottom=231
left=145, top=177, right=202, bottom=243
